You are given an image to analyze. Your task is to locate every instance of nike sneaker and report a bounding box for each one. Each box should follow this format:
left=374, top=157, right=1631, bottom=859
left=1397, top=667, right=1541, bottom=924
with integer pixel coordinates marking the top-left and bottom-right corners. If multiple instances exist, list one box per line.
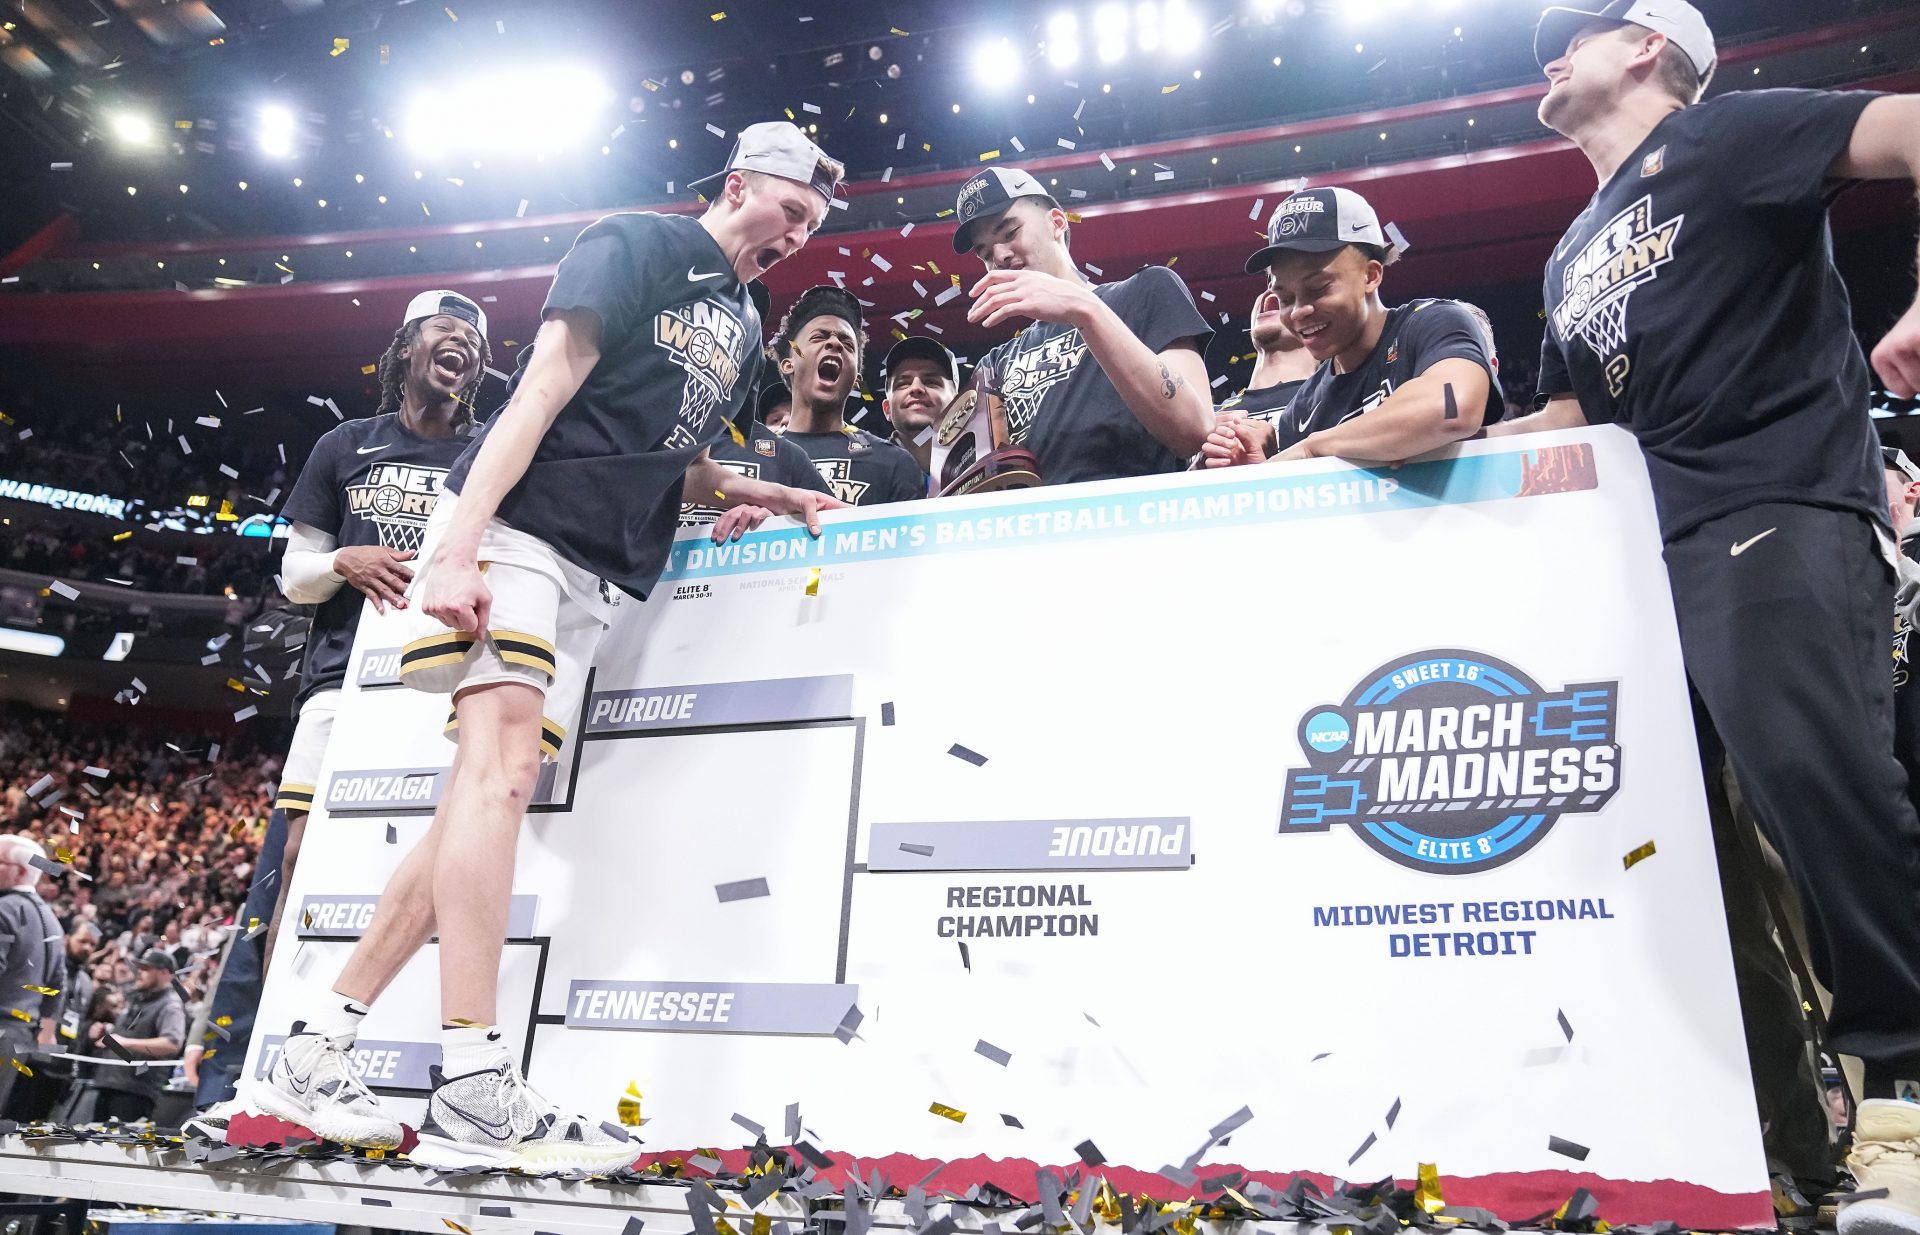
left=1840, top=1099, right=1920, bottom=1235
left=182, top=1097, right=246, bottom=1143
left=243, top=1024, right=404, bottom=1148
left=409, top=1060, right=641, bottom=1173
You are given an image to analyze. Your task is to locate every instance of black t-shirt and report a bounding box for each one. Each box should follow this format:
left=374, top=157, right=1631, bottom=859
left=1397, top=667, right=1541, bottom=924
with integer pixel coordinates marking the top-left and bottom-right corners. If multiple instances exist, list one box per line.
left=447, top=211, right=762, bottom=597
left=1218, top=378, right=1308, bottom=428
left=1537, top=88, right=1885, bottom=541
left=281, top=414, right=471, bottom=705
left=975, top=266, right=1213, bottom=484
left=1276, top=299, right=1501, bottom=453
left=679, top=422, right=830, bottom=525
left=784, top=427, right=927, bottom=506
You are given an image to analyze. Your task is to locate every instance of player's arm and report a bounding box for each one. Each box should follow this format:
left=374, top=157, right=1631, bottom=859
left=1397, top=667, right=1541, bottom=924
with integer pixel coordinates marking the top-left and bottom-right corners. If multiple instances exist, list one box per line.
left=1832, top=95, right=1920, bottom=396
left=1484, top=396, right=1589, bottom=437
left=423, top=309, right=601, bottom=633
left=692, top=450, right=845, bottom=541
left=1277, top=358, right=1489, bottom=464
left=282, top=522, right=416, bottom=614
left=967, top=270, right=1214, bottom=455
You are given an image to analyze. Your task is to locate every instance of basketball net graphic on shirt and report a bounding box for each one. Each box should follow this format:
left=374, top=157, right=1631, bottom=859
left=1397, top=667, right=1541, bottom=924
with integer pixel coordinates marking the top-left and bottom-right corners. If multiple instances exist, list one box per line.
left=1552, top=195, right=1684, bottom=393
left=810, top=458, right=872, bottom=506
left=997, top=330, right=1090, bottom=443
left=654, top=300, right=750, bottom=437
left=344, top=463, right=449, bottom=554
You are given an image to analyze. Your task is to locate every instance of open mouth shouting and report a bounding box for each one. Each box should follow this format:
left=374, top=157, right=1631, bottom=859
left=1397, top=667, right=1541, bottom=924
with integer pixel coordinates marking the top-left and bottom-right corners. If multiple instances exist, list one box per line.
left=429, top=343, right=471, bottom=387
left=814, top=351, right=849, bottom=394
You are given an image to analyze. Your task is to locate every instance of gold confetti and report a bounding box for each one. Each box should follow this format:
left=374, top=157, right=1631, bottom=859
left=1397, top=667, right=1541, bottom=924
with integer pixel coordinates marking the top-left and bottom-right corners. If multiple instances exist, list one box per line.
left=444, top=6, right=458, bottom=19
left=1416, top=1163, right=1446, bottom=1214
left=226, top=678, right=246, bottom=692
left=936, top=208, right=954, bottom=218
left=711, top=10, right=727, bottom=19
left=361, top=363, right=377, bottom=375
left=215, top=1015, right=232, bottom=1027
left=8, top=1009, right=31, bottom=1023
left=721, top=416, right=745, bottom=447
left=784, top=107, right=795, bottom=120
left=752, top=1216, right=773, bottom=1235
left=1168, top=255, right=1179, bottom=265
left=922, top=142, right=932, bottom=152
left=366, top=1147, right=385, bottom=1159
left=1067, top=212, right=1084, bottom=223
left=302, top=907, right=314, bottom=929
left=805, top=567, right=821, bottom=597
left=890, top=25, right=910, bottom=35
left=330, top=37, right=349, bottom=56
left=1161, top=83, right=1180, bottom=93
left=10, top=1059, right=30, bottom=1077
left=444, top=1222, right=472, bottom=1235
left=174, top=119, right=194, bottom=130
left=929, top=1101, right=966, bottom=1122
left=642, top=79, right=662, bottom=92
left=21, top=985, right=58, bottom=997
left=978, top=150, right=1001, bottom=161
left=446, top=1017, right=486, bottom=1028
left=113, top=531, right=132, bottom=542
left=714, top=490, right=727, bottom=501
left=53, top=847, right=74, bottom=864
left=1622, top=839, right=1657, bottom=870
left=617, top=1080, right=644, bottom=1126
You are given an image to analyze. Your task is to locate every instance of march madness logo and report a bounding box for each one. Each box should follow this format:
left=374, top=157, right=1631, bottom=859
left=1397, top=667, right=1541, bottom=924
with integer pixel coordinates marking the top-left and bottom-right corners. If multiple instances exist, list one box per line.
left=811, top=458, right=871, bottom=505
left=655, top=300, right=750, bottom=434
left=1552, top=195, right=1682, bottom=395
left=999, top=330, right=1088, bottom=442
left=345, top=463, right=449, bottom=551
left=1279, top=650, right=1621, bottom=874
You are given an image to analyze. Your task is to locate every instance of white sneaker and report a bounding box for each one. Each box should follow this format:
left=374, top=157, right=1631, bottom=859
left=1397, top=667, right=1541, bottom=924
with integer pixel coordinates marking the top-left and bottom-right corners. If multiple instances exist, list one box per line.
left=408, top=1060, right=640, bottom=1174
left=1840, top=1099, right=1920, bottom=1235
left=183, top=1097, right=245, bottom=1143
left=243, top=1025, right=404, bottom=1149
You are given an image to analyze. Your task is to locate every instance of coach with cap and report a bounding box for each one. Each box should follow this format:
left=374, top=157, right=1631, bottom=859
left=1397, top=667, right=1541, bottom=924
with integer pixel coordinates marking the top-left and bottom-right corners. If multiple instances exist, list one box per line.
left=955, top=165, right=1214, bottom=485
left=88, top=947, right=185, bottom=1123
left=0, top=835, right=63, bottom=1113
left=882, top=336, right=962, bottom=478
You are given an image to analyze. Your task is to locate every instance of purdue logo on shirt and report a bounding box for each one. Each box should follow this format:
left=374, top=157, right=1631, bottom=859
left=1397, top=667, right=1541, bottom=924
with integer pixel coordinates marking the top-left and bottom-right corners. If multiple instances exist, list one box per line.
left=654, top=301, right=751, bottom=435
left=1551, top=195, right=1685, bottom=397
left=811, top=458, right=871, bottom=505
left=999, top=331, right=1089, bottom=442
left=345, top=463, right=449, bottom=552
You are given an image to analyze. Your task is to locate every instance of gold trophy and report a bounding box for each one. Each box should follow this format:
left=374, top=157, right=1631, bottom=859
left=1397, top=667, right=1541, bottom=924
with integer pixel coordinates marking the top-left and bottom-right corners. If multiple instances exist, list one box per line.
left=930, top=361, right=1041, bottom=497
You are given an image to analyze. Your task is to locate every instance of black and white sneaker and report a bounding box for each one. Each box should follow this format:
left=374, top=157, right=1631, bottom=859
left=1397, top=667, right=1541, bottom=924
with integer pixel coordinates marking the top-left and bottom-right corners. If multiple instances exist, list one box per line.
left=243, top=1023, right=404, bottom=1148
left=408, top=1061, right=641, bottom=1174
left=182, top=1097, right=245, bottom=1143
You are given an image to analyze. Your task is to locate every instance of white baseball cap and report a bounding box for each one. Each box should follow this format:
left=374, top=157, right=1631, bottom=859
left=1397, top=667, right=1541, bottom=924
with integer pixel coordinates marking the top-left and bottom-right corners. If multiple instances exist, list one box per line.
left=403, top=289, right=487, bottom=340
left=690, top=121, right=844, bottom=203
left=1535, top=0, right=1717, bottom=78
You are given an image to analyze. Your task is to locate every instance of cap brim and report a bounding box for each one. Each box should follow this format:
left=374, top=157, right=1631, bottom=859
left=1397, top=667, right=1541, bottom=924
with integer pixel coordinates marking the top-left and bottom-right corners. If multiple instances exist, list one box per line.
left=886, top=337, right=957, bottom=379
left=953, top=202, right=1013, bottom=255
left=1534, top=6, right=1616, bottom=68
left=1243, top=238, right=1353, bottom=273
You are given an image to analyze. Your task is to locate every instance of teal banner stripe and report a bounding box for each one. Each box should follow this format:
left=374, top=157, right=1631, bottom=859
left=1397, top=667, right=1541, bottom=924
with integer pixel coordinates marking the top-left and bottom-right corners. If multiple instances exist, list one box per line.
left=668, top=448, right=1553, bottom=582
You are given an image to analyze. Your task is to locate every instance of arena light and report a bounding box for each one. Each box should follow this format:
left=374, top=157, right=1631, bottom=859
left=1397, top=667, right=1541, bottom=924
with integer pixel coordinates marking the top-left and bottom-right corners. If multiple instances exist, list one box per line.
left=0, top=630, right=64, bottom=658
left=1046, top=13, right=1081, bottom=68
left=404, top=65, right=614, bottom=158
left=1094, top=3, right=1129, bottom=63
left=1164, top=0, right=1201, bottom=53
left=258, top=103, right=296, bottom=158
left=109, top=111, right=154, bottom=146
left=972, top=36, right=1020, bottom=89
left=1134, top=1, right=1160, bottom=52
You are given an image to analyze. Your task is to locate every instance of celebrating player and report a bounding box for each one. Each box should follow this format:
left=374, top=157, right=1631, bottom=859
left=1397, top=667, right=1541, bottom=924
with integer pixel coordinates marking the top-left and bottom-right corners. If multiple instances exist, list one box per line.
left=186, top=290, right=490, bottom=1130
left=248, top=122, right=846, bottom=1172
left=678, top=393, right=830, bottom=527
left=1488, top=3, right=1920, bottom=1218
left=956, top=166, right=1214, bottom=483
left=1202, top=285, right=1321, bottom=466
left=776, top=285, right=928, bottom=506
left=880, top=336, right=961, bottom=479
left=1201, top=188, right=1500, bottom=468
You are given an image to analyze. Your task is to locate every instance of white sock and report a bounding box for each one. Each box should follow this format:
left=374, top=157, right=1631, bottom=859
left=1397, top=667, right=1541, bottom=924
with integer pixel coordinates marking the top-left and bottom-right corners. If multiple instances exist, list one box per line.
left=300, top=996, right=369, bottom=1046
left=441, top=1023, right=510, bottom=1077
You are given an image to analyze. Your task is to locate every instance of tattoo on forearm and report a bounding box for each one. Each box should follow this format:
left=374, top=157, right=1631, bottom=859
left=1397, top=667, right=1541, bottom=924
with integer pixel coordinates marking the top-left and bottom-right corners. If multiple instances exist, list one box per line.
left=1158, top=363, right=1185, bottom=400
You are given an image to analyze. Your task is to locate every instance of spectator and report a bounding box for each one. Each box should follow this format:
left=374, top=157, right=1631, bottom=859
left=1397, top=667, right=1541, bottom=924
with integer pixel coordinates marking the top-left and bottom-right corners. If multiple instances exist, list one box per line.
left=0, top=835, right=64, bottom=1113
left=87, top=949, right=185, bottom=1123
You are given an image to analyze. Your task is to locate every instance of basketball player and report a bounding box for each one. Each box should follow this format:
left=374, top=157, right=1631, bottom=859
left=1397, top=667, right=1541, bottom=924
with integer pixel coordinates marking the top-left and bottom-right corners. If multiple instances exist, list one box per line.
left=186, top=290, right=491, bottom=1133
left=881, top=336, right=961, bottom=478
left=956, top=165, right=1214, bottom=482
left=1202, top=285, right=1320, bottom=466
left=1488, top=3, right=1920, bottom=1220
left=1201, top=189, right=1501, bottom=466
left=248, top=122, right=846, bottom=1172
left=776, top=285, right=927, bottom=506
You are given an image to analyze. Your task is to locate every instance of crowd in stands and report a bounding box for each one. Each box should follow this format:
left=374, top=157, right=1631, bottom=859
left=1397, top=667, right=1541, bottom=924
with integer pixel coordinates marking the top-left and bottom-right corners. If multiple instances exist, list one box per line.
left=0, top=707, right=279, bottom=1118
left=4, top=522, right=275, bottom=602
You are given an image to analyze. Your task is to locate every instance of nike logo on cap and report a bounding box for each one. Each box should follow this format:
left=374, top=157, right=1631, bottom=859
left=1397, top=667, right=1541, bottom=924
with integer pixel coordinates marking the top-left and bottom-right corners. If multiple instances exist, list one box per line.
left=1730, top=529, right=1778, bottom=557
left=356, top=444, right=391, bottom=455
left=688, top=267, right=723, bottom=282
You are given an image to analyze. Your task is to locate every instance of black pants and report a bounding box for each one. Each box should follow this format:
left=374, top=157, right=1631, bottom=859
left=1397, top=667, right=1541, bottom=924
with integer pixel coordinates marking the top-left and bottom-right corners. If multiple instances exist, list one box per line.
left=94, top=1089, right=155, bottom=1123
left=1665, top=502, right=1920, bottom=1075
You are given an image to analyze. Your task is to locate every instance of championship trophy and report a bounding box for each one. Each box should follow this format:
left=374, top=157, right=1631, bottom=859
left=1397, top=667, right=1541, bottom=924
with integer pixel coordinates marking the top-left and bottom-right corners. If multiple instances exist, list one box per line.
left=930, top=360, right=1042, bottom=497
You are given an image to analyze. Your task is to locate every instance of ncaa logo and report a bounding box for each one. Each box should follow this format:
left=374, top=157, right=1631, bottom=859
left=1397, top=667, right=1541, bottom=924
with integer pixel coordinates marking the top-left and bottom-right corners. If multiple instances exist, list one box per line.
left=1279, top=650, right=1623, bottom=874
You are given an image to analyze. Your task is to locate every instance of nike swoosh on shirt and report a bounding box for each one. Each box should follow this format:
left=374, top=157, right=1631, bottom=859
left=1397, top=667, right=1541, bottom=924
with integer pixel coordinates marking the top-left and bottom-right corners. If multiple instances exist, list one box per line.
left=356, top=444, right=391, bottom=455
left=1730, top=528, right=1778, bottom=557
left=688, top=267, right=724, bottom=282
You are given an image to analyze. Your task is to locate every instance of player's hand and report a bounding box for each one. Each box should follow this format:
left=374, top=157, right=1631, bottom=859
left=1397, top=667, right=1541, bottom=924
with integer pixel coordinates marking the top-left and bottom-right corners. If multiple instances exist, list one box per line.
left=966, top=269, right=1100, bottom=330
left=1272, top=440, right=1315, bottom=463
left=1201, top=415, right=1269, bottom=468
left=333, top=545, right=416, bottom=614
left=712, top=506, right=773, bottom=543
left=422, top=559, right=491, bottom=635
left=1873, top=300, right=1920, bottom=398
left=764, top=486, right=847, bottom=537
